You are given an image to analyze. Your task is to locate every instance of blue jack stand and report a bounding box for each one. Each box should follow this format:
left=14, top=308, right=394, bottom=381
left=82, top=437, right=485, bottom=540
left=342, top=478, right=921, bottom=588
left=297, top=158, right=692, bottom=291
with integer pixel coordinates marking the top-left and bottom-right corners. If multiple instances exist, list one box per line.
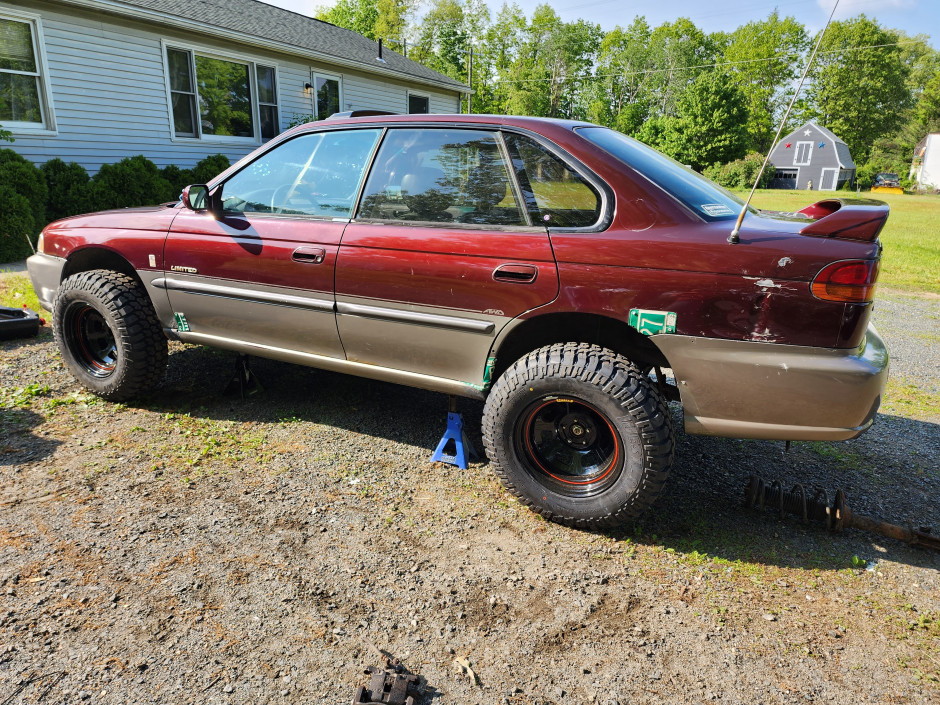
left=431, top=396, right=479, bottom=470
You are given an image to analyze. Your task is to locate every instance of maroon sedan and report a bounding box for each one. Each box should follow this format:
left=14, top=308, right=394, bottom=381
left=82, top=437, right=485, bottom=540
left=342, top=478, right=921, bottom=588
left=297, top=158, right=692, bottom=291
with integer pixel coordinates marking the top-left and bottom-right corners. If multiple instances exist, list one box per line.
left=28, top=113, right=888, bottom=528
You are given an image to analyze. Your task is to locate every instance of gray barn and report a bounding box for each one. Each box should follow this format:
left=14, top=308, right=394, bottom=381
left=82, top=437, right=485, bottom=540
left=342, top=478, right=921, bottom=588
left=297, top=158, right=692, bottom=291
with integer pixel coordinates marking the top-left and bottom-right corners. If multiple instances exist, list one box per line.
left=768, top=122, right=856, bottom=191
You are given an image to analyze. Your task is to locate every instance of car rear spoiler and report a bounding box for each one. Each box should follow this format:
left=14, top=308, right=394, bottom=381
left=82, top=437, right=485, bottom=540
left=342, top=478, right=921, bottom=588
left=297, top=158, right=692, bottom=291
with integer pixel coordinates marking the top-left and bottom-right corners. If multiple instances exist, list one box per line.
left=797, top=199, right=889, bottom=242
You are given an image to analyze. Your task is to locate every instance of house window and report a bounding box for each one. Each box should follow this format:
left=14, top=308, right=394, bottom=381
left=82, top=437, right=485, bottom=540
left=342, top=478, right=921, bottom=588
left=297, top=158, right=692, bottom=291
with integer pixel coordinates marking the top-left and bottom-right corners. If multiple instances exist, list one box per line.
left=257, top=65, right=278, bottom=139
left=0, top=15, right=49, bottom=128
left=165, top=46, right=279, bottom=141
left=408, top=93, right=429, bottom=114
left=312, top=73, right=340, bottom=119
left=775, top=168, right=798, bottom=181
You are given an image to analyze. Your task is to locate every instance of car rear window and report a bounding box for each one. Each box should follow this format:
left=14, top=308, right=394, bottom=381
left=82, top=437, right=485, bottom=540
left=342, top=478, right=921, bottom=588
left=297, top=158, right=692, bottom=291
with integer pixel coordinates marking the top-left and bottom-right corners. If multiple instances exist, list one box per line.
left=577, top=126, right=744, bottom=222
left=357, top=128, right=526, bottom=226
left=503, top=134, right=601, bottom=228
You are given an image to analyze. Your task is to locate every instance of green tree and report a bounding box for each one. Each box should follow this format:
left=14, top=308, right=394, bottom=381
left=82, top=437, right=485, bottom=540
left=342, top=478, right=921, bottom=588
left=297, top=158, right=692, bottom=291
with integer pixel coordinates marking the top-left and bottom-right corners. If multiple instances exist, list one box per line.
left=645, top=18, right=716, bottom=117
left=722, top=11, right=809, bottom=152
left=800, top=15, right=911, bottom=164
left=316, top=0, right=379, bottom=39
left=914, top=72, right=940, bottom=130
left=586, top=17, right=654, bottom=132
left=471, top=3, right=527, bottom=114
left=504, top=5, right=600, bottom=119
left=658, top=71, right=749, bottom=171
left=411, top=0, right=474, bottom=82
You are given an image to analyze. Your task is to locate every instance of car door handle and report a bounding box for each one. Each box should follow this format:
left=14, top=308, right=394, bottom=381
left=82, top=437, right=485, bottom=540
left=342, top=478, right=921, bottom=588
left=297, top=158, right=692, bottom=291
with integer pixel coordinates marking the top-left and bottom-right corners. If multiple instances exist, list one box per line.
left=493, top=263, right=538, bottom=283
left=292, top=246, right=326, bottom=264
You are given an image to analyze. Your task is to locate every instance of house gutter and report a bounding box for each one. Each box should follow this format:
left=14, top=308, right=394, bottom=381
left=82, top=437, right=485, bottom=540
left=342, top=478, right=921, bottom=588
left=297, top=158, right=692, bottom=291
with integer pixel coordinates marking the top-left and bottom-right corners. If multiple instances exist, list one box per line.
left=51, top=0, right=470, bottom=96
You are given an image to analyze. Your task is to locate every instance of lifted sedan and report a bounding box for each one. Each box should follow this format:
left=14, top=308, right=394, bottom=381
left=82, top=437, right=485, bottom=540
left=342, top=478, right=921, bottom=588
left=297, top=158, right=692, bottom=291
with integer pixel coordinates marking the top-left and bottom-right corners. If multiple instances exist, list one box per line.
left=28, top=114, right=889, bottom=528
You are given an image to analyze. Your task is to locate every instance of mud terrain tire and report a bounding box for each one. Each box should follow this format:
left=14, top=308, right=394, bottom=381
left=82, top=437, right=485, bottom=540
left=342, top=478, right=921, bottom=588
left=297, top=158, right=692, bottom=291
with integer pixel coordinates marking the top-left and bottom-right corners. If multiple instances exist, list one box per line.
left=482, top=343, right=674, bottom=529
left=53, top=270, right=167, bottom=401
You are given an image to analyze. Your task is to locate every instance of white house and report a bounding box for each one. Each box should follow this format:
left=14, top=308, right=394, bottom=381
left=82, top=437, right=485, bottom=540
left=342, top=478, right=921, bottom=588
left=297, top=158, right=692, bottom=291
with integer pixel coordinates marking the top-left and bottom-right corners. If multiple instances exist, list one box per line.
left=911, top=133, right=940, bottom=190
left=0, top=0, right=468, bottom=172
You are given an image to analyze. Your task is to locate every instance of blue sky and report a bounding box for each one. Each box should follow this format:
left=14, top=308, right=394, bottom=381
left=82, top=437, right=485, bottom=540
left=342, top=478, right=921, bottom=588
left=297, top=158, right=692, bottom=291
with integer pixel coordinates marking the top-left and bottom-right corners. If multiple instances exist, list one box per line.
left=270, top=0, right=937, bottom=49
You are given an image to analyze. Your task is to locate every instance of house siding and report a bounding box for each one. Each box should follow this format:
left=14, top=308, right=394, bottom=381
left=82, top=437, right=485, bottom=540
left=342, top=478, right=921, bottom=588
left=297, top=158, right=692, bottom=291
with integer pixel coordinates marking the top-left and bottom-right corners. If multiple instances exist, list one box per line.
left=2, top=0, right=462, bottom=173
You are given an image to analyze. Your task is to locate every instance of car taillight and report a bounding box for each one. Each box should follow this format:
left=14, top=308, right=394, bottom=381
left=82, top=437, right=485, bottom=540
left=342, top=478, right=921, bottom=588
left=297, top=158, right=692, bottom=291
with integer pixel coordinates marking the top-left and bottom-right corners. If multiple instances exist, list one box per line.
left=811, top=259, right=878, bottom=303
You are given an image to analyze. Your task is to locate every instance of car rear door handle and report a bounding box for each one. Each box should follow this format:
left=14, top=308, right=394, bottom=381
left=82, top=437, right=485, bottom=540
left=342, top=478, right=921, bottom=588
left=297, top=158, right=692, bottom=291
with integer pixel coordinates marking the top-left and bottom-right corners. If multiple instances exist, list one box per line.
left=292, top=246, right=326, bottom=264
left=493, top=263, right=538, bottom=284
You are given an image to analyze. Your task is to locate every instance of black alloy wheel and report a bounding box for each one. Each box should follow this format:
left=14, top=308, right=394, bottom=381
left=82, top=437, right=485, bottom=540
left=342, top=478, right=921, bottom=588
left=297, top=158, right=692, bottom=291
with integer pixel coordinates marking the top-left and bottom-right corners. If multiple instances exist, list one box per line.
left=62, top=301, right=118, bottom=377
left=513, top=396, right=623, bottom=498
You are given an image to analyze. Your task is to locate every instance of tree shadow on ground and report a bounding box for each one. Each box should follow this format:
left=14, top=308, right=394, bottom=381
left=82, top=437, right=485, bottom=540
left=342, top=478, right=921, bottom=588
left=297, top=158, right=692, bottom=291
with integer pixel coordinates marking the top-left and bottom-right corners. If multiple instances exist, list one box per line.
left=133, top=345, right=939, bottom=574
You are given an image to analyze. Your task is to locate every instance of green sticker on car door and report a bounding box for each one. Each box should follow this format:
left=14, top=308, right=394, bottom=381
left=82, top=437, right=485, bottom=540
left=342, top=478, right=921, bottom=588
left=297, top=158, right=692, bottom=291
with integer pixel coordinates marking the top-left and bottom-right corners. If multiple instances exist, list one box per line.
left=629, top=308, right=676, bottom=335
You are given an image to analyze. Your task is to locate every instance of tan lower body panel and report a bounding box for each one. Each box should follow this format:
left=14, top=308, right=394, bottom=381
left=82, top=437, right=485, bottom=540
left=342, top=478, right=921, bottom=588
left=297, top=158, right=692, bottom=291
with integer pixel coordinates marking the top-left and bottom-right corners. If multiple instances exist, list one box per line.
left=653, top=324, right=888, bottom=441
left=174, top=330, right=486, bottom=400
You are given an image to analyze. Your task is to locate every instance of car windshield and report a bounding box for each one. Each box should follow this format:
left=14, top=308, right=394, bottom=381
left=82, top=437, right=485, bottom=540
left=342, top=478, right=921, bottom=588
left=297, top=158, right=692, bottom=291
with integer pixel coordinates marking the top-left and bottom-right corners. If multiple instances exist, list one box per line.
left=576, top=126, right=745, bottom=222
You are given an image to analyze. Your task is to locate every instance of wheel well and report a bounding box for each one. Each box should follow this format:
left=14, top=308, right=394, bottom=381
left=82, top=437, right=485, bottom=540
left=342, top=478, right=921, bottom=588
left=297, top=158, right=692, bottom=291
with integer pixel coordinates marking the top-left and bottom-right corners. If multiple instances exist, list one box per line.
left=491, top=313, right=671, bottom=380
left=61, top=248, right=141, bottom=286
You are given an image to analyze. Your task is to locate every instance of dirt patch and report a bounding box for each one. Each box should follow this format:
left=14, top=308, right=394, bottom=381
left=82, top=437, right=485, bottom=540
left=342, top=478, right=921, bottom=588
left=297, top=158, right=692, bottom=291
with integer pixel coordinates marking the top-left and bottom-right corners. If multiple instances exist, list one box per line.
left=1, top=298, right=938, bottom=704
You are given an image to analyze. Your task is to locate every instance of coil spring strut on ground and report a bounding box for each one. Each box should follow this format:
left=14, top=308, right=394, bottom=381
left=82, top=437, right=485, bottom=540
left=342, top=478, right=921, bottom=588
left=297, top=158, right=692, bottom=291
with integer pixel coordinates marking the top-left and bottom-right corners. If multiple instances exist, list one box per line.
left=744, top=476, right=940, bottom=551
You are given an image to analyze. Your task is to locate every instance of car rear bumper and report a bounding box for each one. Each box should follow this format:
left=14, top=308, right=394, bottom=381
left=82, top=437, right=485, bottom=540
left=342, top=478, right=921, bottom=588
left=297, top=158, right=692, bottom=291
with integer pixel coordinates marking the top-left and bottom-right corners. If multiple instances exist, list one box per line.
left=653, top=324, right=889, bottom=441
left=26, top=253, right=65, bottom=311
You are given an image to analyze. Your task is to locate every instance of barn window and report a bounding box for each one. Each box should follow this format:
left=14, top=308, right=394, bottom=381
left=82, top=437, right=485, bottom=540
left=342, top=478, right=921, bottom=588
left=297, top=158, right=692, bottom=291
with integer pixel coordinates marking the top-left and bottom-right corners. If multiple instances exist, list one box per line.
left=0, top=14, right=54, bottom=131
left=794, top=142, right=813, bottom=166
left=775, top=168, right=797, bottom=182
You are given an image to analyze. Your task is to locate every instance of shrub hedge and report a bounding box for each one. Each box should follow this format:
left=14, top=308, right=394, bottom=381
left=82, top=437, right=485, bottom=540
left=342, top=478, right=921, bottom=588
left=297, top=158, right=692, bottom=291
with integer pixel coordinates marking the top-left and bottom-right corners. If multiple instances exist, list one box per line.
left=0, top=151, right=231, bottom=263
left=703, top=153, right=776, bottom=190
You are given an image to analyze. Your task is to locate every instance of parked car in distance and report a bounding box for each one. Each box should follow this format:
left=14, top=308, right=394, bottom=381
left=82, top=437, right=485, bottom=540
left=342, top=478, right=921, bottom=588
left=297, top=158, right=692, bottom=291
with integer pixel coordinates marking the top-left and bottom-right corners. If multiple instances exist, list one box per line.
left=28, top=113, right=889, bottom=529
left=874, top=172, right=901, bottom=188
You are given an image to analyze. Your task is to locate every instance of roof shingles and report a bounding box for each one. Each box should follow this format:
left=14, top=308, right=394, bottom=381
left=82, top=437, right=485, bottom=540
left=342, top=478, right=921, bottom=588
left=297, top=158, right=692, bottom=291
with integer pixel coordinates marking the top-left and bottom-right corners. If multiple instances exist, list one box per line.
left=82, top=0, right=467, bottom=91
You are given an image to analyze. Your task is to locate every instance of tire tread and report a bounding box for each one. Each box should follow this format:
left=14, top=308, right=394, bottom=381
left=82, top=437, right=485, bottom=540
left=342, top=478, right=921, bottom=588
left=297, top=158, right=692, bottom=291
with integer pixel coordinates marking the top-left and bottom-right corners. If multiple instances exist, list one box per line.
left=482, top=342, right=675, bottom=529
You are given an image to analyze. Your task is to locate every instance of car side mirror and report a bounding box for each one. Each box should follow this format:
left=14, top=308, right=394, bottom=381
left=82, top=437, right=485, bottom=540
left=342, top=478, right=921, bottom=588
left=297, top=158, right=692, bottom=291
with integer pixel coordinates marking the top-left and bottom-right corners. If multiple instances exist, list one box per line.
left=181, top=184, right=209, bottom=211
left=181, top=184, right=223, bottom=219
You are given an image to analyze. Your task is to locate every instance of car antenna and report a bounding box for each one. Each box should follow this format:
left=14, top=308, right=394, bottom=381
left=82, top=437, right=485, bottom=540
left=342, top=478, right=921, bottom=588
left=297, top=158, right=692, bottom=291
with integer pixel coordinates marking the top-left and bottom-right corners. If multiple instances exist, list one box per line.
left=728, top=0, right=841, bottom=244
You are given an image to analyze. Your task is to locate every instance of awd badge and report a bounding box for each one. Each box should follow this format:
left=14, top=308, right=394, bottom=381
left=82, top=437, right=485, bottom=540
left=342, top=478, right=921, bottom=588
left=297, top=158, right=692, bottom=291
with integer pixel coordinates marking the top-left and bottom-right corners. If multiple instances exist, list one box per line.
left=629, top=308, right=677, bottom=336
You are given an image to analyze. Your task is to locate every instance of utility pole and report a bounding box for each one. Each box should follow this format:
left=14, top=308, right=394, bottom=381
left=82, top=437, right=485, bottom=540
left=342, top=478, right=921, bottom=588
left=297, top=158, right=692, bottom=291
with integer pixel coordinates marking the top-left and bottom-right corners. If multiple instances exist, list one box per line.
left=467, top=46, right=473, bottom=114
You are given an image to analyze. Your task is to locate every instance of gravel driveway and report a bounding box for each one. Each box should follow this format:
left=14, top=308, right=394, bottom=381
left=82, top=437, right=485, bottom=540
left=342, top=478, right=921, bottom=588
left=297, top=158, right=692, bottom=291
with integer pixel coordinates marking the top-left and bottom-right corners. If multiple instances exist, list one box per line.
left=1, top=289, right=937, bottom=705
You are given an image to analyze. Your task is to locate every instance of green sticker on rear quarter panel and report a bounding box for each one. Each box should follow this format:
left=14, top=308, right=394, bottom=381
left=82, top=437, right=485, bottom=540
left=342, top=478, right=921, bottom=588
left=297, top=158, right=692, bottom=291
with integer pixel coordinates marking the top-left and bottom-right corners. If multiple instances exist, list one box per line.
left=174, top=312, right=190, bottom=332
left=629, top=309, right=676, bottom=335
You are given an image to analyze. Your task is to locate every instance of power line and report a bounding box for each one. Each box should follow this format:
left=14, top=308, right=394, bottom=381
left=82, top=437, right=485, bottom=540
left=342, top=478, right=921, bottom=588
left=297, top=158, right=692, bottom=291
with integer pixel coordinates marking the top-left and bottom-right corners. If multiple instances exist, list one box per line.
left=483, top=39, right=921, bottom=86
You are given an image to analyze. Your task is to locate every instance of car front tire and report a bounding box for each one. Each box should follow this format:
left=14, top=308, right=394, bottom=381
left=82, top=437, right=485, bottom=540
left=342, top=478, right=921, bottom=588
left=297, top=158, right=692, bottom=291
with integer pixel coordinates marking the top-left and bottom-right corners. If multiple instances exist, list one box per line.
left=53, top=270, right=167, bottom=401
left=482, top=343, right=675, bottom=529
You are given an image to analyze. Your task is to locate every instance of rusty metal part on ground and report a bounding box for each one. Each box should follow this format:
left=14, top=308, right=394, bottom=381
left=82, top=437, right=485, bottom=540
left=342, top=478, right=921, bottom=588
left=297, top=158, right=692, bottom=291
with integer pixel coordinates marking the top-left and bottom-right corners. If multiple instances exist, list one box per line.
left=745, top=475, right=940, bottom=551
left=352, top=665, right=419, bottom=705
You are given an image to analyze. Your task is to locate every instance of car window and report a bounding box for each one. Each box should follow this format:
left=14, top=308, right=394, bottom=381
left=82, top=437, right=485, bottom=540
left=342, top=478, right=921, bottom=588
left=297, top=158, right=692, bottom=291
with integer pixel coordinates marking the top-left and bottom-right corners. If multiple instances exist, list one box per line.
left=357, top=128, right=526, bottom=226
left=576, top=126, right=744, bottom=222
left=503, top=134, right=601, bottom=228
left=220, top=129, right=381, bottom=217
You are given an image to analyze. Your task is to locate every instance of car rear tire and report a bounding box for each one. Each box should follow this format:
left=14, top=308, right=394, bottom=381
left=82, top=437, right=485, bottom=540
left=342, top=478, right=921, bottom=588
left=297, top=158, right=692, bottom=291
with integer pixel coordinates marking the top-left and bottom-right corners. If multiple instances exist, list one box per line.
left=53, top=270, right=167, bottom=401
left=481, top=343, right=674, bottom=529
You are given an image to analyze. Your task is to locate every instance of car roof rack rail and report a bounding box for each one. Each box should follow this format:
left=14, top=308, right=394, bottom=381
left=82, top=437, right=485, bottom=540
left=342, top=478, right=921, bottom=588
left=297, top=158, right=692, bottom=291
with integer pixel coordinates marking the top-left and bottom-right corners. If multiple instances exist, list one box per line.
left=327, top=109, right=399, bottom=120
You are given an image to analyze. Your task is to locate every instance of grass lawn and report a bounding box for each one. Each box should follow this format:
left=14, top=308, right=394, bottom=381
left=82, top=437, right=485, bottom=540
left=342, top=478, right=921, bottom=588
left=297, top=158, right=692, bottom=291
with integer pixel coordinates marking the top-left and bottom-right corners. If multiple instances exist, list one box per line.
left=735, top=189, right=940, bottom=296
left=0, top=270, right=43, bottom=311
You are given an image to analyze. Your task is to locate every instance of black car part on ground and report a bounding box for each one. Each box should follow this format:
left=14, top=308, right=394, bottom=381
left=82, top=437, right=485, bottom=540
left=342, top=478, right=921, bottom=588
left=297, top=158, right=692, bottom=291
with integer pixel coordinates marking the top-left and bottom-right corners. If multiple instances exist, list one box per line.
left=0, top=305, right=43, bottom=340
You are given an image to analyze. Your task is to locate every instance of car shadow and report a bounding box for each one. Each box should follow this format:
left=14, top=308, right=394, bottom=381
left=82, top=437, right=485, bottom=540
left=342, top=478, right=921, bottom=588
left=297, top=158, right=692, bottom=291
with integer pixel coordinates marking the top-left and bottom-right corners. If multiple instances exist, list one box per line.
left=133, top=345, right=939, bottom=573
left=0, top=406, right=62, bottom=466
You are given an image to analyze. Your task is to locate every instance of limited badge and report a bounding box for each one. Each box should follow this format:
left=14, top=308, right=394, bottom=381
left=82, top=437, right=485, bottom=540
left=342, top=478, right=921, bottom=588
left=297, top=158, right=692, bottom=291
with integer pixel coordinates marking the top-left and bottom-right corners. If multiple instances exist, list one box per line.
left=629, top=309, right=677, bottom=336
left=174, top=312, right=191, bottom=332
